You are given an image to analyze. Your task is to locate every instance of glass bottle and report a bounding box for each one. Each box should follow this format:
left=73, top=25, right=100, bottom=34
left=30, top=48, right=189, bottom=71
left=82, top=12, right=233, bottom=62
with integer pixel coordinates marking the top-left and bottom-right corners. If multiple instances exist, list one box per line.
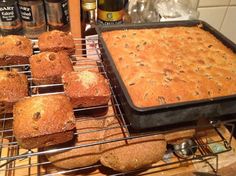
left=44, top=0, right=69, bottom=31
left=18, top=0, right=47, bottom=38
left=81, top=0, right=96, bottom=36
left=97, top=0, right=125, bottom=25
left=0, top=0, right=22, bottom=35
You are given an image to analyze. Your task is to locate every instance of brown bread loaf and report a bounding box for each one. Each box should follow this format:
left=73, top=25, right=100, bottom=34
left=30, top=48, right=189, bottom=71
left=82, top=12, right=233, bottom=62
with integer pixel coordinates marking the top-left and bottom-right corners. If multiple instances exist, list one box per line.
left=100, top=118, right=167, bottom=172
left=0, top=35, right=33, bottom=66
left=13, top=94, right=75, bottom=149
left=45, top=116, right=104, bottom=169
left=38, top=30, right=75, bottom=55
left=0, top=70, right=28, bottom=114
left=62, top=71, right=110, bottom=108
left=30, top=51, right=73, bottom=85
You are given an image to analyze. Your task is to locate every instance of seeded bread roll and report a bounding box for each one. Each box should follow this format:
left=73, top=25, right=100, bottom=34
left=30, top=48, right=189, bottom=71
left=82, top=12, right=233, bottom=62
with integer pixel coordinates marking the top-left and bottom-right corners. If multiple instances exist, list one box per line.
left=13, top=94, right=75, bottom=149
left=45, top=117, right=104, bottom=169
left=100, top=118, right=167, bottom=172
left=0, top=35, right=33, bottom=66
left=102, top=26, right=236, bottom=108
left=0, top=70, right=28, bottom=114
left=30, top=51, right=73, bottom=85
left=38, top=30, right=75, bottom=55
left=62, top=71, right=110, bottom=108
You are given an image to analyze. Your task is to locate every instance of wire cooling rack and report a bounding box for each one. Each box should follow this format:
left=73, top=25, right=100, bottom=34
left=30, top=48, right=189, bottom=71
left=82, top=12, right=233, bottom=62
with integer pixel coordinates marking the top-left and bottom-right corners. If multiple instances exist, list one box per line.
left=0, top=37, right=236, bottom=176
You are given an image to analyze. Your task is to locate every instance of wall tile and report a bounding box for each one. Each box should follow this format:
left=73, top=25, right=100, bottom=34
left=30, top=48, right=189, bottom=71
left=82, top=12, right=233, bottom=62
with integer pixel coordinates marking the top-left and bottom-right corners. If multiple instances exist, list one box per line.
left=220, top=6, right=236, bottom=43
left=198, top=7, right=227, bottom=30
left=199, top=0, right=230, bottom=7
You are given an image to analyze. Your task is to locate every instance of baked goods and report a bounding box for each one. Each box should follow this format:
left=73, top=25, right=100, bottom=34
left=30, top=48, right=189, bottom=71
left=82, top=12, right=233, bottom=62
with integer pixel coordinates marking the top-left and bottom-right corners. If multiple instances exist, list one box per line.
left=62, top=71, right=110, bottom=108
left=38, top=30, right=75, bottom=55
left=13, top=94, right=75, bottom=149
left=45, top=116, right=104, bottom=169
left=102, top=26, right=236, bottom=108
left=100, top=118, right=166, bottom=172
left=0, top=70, right=28, bottom=114
left=30, top=51, right=73, bottom=85
left=0, top=35, right=33, bottom=65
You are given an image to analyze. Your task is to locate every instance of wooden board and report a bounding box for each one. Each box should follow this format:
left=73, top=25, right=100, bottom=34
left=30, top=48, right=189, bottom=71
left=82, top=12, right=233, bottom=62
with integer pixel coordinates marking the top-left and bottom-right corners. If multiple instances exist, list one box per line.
left=1, top=124, right=236, bottom=176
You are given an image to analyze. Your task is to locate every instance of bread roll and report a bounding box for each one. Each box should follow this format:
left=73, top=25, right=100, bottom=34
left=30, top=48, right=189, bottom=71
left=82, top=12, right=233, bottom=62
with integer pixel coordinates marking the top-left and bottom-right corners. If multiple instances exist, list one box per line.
left=46, top=117, right=104, bottom=169
left=100, top=118, right=167, bottom=172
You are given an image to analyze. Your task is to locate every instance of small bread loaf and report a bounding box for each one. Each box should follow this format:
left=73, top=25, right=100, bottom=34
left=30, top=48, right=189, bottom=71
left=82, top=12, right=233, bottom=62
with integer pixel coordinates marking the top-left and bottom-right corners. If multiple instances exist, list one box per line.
left=62, top=71, right=110, bottom=108
left=0, top=70, right=28, bottom=114
left=13, top=94, right=75, bottom=149
left=100, top=119, right=167, bottom=172
left=38, top=30, right=75, bottom=55
left=0, top=35, right=33, bottom=66
left=46, top=117, right=104, bottom=169
left=30, top=51, right=73, bottom=85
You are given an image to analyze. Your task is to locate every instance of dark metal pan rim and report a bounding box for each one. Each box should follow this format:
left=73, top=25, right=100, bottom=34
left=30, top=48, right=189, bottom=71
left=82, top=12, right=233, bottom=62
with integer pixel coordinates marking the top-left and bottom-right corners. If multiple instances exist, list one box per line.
left=97, top=20, right=236, bottom=113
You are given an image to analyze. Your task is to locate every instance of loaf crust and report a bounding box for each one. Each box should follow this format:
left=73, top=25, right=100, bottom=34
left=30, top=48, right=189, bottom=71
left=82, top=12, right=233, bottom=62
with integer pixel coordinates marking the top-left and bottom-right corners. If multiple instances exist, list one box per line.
left=0, top=70, right=28, bottom=114
left=13, top=94, right=75, bottom=149
left=46, top=116, right=104, bottom=169
left=100, top=119, right=166, bottom=172
left=30, top=51, right=73, bottom=85
left=38, top=30, right=75, bottom=55
left=0, top=35, right=33, bottom=65
left=102, top=27, right=236, bottom=108
left=62, top=71, right=111, bottom=108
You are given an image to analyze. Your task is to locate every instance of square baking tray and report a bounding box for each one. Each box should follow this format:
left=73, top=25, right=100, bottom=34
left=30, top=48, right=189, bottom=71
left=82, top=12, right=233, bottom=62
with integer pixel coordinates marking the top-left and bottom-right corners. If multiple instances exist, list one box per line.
left=97, top=20, right=236, bottom=130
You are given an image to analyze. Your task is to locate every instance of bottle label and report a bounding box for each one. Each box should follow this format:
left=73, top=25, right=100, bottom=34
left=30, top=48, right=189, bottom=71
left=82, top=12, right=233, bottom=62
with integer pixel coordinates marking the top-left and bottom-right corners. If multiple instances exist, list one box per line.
left=0, top=5, right=17, bottom=22
left=82, top=1, right=96, bottom=11
left=45, top=0, right=69, bottom=28
left=98, top=9, right=124, bottom=24
left=19, top=5, right=33, bottom=22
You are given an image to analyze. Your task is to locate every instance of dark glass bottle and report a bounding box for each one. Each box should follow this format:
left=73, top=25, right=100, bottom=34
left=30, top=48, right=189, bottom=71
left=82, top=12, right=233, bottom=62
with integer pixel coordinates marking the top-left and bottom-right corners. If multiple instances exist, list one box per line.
left=81, top=0, right=97, bottom=55
left=0, top=0, right=22, bottom=35
left=44, top=0, right=69, bottom=31
left=97, top=0, right=125, bottom=25
left=81, top=0, right=96, bottom=37
left=18, top=0, right=46, bottom=38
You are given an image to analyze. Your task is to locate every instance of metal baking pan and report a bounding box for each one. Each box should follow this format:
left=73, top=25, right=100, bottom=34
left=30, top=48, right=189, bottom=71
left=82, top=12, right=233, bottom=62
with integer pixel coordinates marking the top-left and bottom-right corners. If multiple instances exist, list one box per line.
left=97, top=20, right=236, bottom=130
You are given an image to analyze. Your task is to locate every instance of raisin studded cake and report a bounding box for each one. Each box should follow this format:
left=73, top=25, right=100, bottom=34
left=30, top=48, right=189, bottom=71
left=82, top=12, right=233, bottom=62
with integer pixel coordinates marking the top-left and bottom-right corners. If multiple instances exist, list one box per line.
left=102, top=26, right=236, bottom=108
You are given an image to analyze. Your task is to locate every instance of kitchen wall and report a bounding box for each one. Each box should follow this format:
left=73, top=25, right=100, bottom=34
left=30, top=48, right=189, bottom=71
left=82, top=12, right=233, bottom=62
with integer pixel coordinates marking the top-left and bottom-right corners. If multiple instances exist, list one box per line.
left=198, top=0, right=236, bottom=43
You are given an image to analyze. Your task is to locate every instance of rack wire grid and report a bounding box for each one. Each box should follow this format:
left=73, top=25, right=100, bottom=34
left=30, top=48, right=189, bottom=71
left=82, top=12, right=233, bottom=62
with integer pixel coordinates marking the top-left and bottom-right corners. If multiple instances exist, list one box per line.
left=0, top=37, right=236, bottom=176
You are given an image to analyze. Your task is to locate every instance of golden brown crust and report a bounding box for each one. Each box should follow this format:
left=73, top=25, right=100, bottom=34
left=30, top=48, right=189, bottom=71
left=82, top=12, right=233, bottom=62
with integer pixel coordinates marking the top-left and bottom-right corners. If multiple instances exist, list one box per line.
left=38, top=30, right=75, bottom=55
left=62, top=71, right=111, bottom=108
left=0, top=70, right=28, bottom=114
left=100, top=118, right=166, bottom=172
left=102, top=27, right=236, bottom=108
left=13, top=94, right=75, bottom=149
left=30, top=51, right=73, bottom=85
left=45, top=117, right=104, bottom=169
left=0, top=35, right=33, bottom=65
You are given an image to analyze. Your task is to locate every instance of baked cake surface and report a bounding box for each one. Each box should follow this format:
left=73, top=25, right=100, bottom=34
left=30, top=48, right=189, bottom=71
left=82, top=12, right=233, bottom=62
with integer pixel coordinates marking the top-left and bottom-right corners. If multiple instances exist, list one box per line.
left=102, top=26, right=236, bottom=108
left=13, top=94, right=75, bottom=149
left=38, top=30, right=75, bottom=55
left=0, top=35, right=33, bottom=65
left=30, top=51, right=73, bottom=85
left=62, top=71, right=110, bottom=108
left=0, top=70, right=28, bottom=114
